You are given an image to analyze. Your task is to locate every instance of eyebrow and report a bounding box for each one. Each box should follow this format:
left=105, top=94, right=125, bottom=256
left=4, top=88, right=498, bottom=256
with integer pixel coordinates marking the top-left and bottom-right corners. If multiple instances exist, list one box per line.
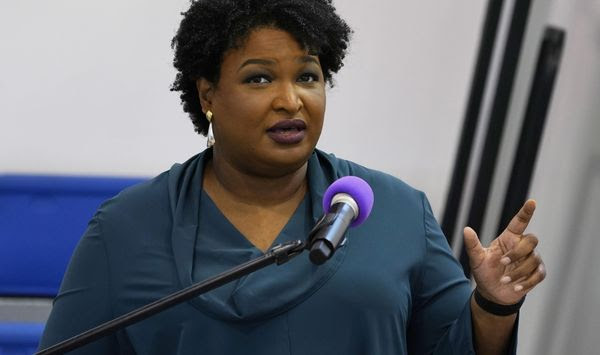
left=237, top=56, right=320, bottom=72
left=238, top=59, right=275, bottom=71
left=298, top=56, right=320, bottom=65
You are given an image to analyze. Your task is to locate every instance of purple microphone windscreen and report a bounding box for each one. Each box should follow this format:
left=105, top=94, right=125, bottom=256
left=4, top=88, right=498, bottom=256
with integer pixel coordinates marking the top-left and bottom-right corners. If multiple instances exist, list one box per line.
left=322, top=176, right=374, bottom=227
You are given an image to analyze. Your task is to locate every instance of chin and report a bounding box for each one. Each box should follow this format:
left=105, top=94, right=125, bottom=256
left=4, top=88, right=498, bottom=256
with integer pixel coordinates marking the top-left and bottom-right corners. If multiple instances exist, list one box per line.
left=259, top=146, right=313, bottom=175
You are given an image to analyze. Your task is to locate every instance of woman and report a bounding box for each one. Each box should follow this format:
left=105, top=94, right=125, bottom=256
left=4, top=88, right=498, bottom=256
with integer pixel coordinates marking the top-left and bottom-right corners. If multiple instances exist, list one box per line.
left=39, top=0, right=545, bottom=354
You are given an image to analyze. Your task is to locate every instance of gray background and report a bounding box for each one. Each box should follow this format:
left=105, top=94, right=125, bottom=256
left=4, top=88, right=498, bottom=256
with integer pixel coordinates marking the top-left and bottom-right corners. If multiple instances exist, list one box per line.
left=1, top=1, right=599, bottom=353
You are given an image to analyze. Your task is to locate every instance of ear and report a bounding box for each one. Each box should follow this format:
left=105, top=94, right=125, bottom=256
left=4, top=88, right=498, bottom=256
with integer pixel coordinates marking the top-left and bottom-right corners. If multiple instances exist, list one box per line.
left=196, top=78, right=215, bottom=113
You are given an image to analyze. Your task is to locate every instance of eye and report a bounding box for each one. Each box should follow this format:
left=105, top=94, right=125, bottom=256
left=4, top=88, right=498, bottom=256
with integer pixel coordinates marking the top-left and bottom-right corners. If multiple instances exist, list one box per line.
left=244, top=74, right=271, bottom=84
left=298, top=73, right=320, bottom=83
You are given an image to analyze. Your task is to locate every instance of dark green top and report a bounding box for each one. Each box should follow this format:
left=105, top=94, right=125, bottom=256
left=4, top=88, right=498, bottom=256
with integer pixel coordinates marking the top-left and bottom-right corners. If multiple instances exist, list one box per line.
left=39, top=149, right=517, bottom=354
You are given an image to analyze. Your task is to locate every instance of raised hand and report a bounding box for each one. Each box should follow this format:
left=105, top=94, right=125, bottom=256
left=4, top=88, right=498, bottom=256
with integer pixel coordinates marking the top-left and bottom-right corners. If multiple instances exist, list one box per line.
left=463, top=199, right=546, bottom=305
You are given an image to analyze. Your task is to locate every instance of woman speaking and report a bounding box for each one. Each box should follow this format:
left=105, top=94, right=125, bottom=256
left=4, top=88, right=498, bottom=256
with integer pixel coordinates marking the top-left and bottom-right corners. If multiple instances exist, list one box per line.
left=39, top=0, right=545, bottom=353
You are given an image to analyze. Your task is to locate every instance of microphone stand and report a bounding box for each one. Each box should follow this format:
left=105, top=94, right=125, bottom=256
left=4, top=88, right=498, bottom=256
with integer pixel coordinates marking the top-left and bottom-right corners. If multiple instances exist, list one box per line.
left=36, top=240, right=305, bottom=355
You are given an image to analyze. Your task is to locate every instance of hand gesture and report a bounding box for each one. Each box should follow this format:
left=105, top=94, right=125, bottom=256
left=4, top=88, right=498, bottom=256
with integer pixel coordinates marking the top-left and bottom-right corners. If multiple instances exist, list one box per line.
left=463, top=199, right=546, bottom=305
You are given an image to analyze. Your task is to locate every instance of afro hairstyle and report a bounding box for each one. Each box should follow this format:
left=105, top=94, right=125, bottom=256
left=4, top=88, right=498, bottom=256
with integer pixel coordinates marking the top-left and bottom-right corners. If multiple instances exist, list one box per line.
left=171, top=0, right=352, bottom=135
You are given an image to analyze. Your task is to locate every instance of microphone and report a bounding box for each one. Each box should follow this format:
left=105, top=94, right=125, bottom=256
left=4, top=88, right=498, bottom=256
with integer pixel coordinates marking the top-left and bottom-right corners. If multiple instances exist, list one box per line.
left=308, top=176, right=374, bottom=265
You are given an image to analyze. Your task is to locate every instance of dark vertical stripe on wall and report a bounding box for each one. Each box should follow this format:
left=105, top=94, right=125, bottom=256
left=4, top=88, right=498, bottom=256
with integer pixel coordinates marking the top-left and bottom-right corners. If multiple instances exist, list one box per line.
left=459, top=0, right=533, bottom=277
left=496, top=27, right=565, bottom=235
left=441, top=0, right=505, bottom=245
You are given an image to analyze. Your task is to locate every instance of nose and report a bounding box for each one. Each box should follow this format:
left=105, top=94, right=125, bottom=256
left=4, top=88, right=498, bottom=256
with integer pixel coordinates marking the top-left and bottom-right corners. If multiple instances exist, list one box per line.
left=272, top=82, right=303, bottom=114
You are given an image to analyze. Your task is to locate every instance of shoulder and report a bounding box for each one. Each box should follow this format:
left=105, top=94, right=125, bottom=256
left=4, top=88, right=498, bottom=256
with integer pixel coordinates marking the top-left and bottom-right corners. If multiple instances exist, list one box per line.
left=93, top=153, right=203, bottom=238
left=314, top=149, right=425, bottom=211
left=96, top=170, right=171, bottom=223
left=315, top=149, right=433, bottom=257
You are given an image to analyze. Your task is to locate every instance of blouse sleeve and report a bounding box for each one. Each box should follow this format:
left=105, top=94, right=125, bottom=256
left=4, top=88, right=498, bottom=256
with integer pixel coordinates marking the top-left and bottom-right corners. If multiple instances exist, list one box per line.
left=407, top=193, right=518, bottom=354
left=38, top=216, right=122, bottom=354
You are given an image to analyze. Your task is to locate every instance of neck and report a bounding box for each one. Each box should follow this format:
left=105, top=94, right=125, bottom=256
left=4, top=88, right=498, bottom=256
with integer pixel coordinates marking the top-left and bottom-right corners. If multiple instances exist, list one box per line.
left=203, top=154, right=308, bottom=207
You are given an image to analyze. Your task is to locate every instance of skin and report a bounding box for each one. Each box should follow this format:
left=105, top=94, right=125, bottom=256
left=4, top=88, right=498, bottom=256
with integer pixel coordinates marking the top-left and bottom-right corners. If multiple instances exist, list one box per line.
left=196, top=27, right=546, bottom=353
left=465, top=199, right=546, bottom=354
left=196, top=28, right=326, bottom=251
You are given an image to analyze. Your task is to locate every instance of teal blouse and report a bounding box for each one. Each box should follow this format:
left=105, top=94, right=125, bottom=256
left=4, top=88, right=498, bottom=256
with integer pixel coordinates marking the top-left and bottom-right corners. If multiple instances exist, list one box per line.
left=39, top=149, right=517, bottom=354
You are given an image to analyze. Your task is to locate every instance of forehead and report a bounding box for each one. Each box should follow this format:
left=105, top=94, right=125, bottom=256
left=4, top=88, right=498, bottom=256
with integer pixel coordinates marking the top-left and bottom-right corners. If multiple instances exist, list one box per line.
left=223, top=27, right=314, bottom=65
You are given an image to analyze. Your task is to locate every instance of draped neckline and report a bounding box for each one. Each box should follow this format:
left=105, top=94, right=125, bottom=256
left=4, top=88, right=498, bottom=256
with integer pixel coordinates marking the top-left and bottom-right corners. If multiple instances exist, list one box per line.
left=168, top=149, right=350, bottom=321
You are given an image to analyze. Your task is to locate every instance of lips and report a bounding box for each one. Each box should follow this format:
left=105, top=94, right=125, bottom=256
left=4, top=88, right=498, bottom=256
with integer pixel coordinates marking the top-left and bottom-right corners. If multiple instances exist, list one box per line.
left=266, top=119, right=307, bottom=144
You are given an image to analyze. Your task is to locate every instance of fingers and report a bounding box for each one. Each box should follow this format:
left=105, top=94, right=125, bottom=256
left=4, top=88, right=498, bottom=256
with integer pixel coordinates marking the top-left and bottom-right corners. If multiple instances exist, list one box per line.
left=502, top=233, right=539, bottom=264
left=505, top=199, right=536, bottom=236
left=499, top=234, right=546, bottom=295
left=500, top=250, right=542, bottom=285
left=463, top=227, right=485, bottom=269
left=512, top=261, right=546, bottom=294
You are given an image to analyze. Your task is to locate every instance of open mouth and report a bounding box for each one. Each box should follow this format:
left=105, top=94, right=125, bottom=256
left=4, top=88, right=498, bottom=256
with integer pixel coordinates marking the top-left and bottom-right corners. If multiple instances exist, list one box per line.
left=268, top=126, right=303, bottom=134
left=267, top=119, right=307, bottom=132
left=267, top=119, right=307, bottom=144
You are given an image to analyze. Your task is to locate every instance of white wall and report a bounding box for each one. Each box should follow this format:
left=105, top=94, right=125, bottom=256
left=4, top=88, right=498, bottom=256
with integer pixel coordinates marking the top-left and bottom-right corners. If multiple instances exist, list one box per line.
left=517, top=0, right=600, bottom=353
left=0, top=1, right=485, bottom=215
left=0, top=0, right=196, bottom=178
left=3, top=1, right=599, bottom=353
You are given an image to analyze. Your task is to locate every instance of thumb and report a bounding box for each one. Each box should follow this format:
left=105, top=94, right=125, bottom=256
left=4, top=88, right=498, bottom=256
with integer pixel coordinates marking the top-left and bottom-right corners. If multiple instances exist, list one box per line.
left=463, top=227, right=485, bottom=269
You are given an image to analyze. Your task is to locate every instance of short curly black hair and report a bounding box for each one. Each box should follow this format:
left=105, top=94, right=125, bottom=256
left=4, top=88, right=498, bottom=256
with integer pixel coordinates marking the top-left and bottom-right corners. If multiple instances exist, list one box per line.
left=171, top=0, right=352, bottom=135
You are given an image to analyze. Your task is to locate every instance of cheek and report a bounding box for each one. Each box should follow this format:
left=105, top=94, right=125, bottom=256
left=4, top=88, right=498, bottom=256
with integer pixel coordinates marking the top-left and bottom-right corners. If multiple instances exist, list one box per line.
left=213, top=92, right=267, bottom=136
left=313, top=94, right=326, bottom=115
left=306, top=91, right=326, bottom=125
left=216, top=91, right=254, bottom=118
